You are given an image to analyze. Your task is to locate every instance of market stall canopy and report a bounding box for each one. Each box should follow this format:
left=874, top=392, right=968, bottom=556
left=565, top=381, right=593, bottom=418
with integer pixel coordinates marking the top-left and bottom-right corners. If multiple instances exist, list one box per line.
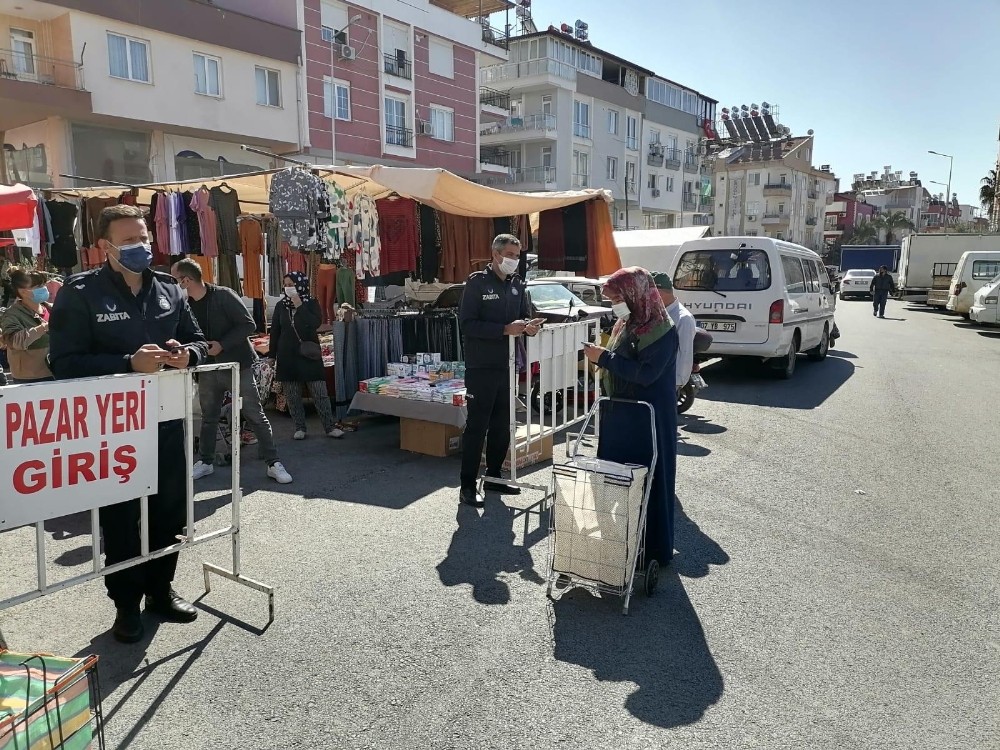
left=613, top=226, right=713, bottom=274
left=0, top=182, right=38, bottom=231
left=53, top=166, right=612, bottom=219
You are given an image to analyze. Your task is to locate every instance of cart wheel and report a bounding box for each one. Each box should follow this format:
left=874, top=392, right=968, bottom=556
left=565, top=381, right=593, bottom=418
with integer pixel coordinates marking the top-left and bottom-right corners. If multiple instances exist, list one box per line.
left=644, top=559, right=659, bottom=597
left=216, top=452, right=231, bottom=466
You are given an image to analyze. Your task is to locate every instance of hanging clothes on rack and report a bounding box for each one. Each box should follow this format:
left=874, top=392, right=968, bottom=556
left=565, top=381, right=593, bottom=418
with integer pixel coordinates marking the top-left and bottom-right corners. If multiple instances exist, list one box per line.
left=348, top=193, right=381, bottom=277
left=182, top=190, right=201, bottom=254
left=238, top=216, right=266, bottom=300
left=417, top=203, right=440, bottom=282
left=438, top=212, right=493, bottom=283
left=324, top=178, right=349, bottom=260
left=209, top=185, right=242, bottom=255
left=190, top=187, right=219, bottom=257
left=151, top=191, right=172, bottom=259
left=269, top=168, right=325, bottom=253
left=537, top=207, right=567, bottom=271
left=45, top=199, right=79, bottom=271
left=375, top=196, right=418, bottom=275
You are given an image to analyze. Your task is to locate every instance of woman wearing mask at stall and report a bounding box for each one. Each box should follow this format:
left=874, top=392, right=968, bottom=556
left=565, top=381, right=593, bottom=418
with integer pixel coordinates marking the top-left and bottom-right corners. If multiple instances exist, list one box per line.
left=269, top=272, right=344, bottom=440
left=0, top=267, right=54, bottom=383
left=582, top=267, right=679, bottom=564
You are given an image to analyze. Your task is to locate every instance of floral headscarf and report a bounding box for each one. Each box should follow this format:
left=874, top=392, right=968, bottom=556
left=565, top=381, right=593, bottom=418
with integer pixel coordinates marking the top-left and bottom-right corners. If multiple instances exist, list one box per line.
left=604, top=266, right=672, bottom=345
left=282, top=272, right=312, bottom=309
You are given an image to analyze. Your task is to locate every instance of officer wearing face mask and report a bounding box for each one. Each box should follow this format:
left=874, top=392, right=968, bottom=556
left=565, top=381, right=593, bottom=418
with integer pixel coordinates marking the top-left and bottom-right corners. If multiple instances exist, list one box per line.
left=49, top=204, right=209, bottom=644
left=457, top=233, right=542, bottom=507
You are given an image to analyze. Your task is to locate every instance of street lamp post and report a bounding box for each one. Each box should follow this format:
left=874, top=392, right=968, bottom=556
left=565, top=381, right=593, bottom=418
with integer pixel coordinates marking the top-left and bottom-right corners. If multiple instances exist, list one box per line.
left=928, top=150, right=953, bottom=227
left=328, top=15, right=362, bottom=164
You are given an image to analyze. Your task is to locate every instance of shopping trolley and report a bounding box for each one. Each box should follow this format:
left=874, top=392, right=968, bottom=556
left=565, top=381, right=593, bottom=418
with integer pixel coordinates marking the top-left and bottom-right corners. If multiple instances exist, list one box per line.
left=546, top=397, right=659, bottom=615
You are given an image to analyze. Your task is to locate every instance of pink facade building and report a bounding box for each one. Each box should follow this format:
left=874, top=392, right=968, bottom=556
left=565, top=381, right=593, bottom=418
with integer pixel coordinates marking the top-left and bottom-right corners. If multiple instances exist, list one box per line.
left=298, top=0, right=510, bottom=176
left=824, top=191, right=876, bottom=244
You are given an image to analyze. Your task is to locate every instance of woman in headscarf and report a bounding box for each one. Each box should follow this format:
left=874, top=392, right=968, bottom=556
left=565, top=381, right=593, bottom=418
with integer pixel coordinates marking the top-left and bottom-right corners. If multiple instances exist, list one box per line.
left=269, top=272, right=343, bottom=439
left=583, top=266, right=679, bottom=564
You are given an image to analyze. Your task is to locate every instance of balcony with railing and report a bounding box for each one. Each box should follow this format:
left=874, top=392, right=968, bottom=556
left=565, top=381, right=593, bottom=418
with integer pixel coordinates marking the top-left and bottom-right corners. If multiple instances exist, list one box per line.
left=763, top=182, right=792, bottom=196
left=479, top=87, right=511, bottom=111
left=573, top=122, right=591, bottom=139
left=383, top=52, right=413, bottom=80
left=762, top=212, right=788, bottom=225
left=807, top=189, right=819, bottom=200
left=647, top=143, right=664, bottom=167
left=385, top=125, right=413, bottom=148
left=0, top=47, right=92, bottom=130
left=693, top=215, right=713, bottom=226
left=663, top=148, right=682, bottom=171
left=479, top=147, right=510, bottom=170
left=481, top=24, right=509, bottom=50
left=805, top=216, right=817, bottom=225
left=510, top=166, right=556, bottom=186
left=625, top=179, right=637, bottom=195
left=480, top=57, right=576, bottom=87
left=626, top=136, right=638, bottom=151
left=699, top=195, right=714, bottom=210
left=682, top=196, right=697, bottom=211
left=572, top=173, right=589, bottom=189
left=480, top=113, right=557, bottom=141
left=684, top=156, right=698, bottom=172
left=700, top=161, right=712, bottom=174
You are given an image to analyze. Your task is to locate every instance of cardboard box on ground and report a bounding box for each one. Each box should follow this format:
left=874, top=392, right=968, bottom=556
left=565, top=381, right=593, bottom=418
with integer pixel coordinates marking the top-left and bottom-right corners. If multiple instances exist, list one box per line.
left=398, top=419, right=553, bottom=470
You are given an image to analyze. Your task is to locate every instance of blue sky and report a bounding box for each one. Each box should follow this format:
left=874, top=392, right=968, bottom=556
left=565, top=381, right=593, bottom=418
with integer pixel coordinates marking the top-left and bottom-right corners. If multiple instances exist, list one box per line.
left=525, top=0, right=999, bottom=209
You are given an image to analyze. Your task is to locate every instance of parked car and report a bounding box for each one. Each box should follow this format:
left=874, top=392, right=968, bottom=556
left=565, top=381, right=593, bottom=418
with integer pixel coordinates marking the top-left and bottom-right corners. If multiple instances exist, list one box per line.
left=839, top=269, right=876, bottom=300
left=667, top=236, right=836, bottom=379
left=432, top=281, right=612, bottom=329
left=534, top=276, right=610, bottom=307
left=969, top=272, right=1000, bottom=325
left=945, top=251, right=1000, bottom=317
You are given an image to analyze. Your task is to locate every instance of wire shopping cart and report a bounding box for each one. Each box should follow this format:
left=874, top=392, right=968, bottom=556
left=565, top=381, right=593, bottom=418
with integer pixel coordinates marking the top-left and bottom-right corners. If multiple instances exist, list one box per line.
left=546, top=397, right=659, bottom=615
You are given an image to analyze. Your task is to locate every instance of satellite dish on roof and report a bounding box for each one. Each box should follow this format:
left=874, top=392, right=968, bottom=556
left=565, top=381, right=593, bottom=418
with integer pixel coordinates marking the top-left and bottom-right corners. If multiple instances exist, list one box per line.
left=807, top=129, right=814, bottom=136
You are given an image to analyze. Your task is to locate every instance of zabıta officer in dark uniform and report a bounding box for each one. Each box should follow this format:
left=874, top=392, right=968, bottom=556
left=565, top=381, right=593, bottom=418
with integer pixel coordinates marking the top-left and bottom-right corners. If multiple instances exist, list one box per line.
left=458, top=234, right=542, bottom=507
left=49, top=204, right=209, bottom=643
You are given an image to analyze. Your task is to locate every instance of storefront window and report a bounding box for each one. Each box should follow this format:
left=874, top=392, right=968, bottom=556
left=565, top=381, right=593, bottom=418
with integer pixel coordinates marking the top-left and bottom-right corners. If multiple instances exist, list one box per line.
left=3, top=142, right=52, bottom=187
left=174, top=152, right=259, bottom=181
left=70, top=124, right=152, bottom=186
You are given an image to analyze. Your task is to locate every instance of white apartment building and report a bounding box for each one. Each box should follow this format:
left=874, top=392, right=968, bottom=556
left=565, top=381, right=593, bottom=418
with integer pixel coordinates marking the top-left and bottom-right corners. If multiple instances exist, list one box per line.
left=1, top=0, right=303, bottom=189
left=851, top=168, right=929, bottom=234
left=713, top=136, right=835, bottom=252
left=478, top=29, right=717, bottom=230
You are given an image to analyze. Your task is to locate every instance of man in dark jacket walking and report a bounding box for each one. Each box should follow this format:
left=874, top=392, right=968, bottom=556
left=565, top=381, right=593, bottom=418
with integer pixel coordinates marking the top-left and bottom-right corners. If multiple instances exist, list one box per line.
left=171, top=259, right=292, bottom=484
left=458, top=234, right=542, bottom=507
left=870, top=265, right=896, bottom=318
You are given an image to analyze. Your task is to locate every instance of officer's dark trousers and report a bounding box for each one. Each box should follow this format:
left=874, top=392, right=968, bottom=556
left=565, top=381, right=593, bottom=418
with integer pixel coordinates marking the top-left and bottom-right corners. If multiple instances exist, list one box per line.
left=873, top=291, right=889, bottom=317
left=460, top=368, right=511, bottom=488
left=100, top=421, right=187, bottom=608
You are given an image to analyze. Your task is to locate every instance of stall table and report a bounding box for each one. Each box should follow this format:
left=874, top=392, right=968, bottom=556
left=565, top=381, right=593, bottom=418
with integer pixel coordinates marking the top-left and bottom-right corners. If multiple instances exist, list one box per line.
left=349, top=392, right=466, bottom=457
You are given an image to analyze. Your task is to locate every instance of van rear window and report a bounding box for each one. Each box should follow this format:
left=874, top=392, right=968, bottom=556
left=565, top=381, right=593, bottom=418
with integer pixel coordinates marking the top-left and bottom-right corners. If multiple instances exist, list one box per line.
left=673, top=249, right=772, bottom=292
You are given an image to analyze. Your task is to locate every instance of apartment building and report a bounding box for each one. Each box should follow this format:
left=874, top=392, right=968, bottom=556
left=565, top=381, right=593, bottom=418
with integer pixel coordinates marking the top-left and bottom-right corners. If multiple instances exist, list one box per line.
left=477, top=27, right=717, bottom=230
left=1, top=0, right=303, bottom=189
left=851, top=168, right=929, bottom=235
left=298, top=0, right=510, bottom=175
left=823, top=192, right=875, bottom=245
left=713, top=135, right=835, bottom=252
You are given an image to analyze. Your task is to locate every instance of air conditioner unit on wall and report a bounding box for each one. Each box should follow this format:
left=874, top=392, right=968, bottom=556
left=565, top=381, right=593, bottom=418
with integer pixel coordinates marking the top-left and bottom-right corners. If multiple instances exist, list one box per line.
left=747, top=214, right=757, bottom=221
left=417, top=120, right=434, bottom=136
left=338, top=44, right=357, bottom=60
left=652, top=188, right=661, bottom=197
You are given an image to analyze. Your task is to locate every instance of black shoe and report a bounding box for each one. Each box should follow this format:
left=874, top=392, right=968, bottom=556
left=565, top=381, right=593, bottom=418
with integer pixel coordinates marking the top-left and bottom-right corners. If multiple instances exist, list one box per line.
left=483, top=480, right=521, bottom=496
left=112, top=605, right=144, bottom=644
left=146, top=589, right=198, bottom=623
left=459, top=485, right=484, bottom=507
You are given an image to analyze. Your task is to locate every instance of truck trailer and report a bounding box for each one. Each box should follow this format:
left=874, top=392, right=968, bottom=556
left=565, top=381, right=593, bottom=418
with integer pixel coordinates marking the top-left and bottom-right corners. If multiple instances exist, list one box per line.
left=898, top=234, right=1000, bottom=304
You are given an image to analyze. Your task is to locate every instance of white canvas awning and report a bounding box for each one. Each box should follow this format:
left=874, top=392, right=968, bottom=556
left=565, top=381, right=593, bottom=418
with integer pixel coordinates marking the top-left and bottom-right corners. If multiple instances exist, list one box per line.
left=613, top=226, right=713, bottom=273
left=53, top=165, right=612, bottom=219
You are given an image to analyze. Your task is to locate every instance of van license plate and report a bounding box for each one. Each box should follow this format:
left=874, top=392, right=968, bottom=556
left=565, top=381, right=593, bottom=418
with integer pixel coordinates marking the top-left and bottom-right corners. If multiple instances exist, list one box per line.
left=703, top=322, right=737, bottom=332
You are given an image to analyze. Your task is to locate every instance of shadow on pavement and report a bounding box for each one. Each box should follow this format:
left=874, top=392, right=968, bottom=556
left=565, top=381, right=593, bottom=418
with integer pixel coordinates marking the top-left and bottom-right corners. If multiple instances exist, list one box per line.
left=75, top=618, right=225, bottom=750
left=437, top=496, right=544, bottom=605
left=679, top=414, right=727, bottom=435
left=551, top=497, right=726, bottom=727
left=698, top=356, right=855, bottom=410
left=829, top=349, right=857, bottom=359
left=677, top=439, right=710, bottom=458
left=977, top=331, right=1000, bottom=339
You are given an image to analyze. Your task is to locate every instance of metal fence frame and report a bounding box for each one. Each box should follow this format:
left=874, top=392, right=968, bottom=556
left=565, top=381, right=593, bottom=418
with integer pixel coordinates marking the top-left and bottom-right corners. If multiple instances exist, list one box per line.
left=0, top=363, right=274, bottom=639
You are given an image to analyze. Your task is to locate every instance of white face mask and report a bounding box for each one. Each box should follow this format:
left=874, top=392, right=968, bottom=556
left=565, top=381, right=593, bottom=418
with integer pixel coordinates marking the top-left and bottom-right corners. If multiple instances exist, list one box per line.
left=497, top=257, right=520, bottom=276
left=284, top=286, right=297, bottom=298
left=611, top=301, right=631, bottom=319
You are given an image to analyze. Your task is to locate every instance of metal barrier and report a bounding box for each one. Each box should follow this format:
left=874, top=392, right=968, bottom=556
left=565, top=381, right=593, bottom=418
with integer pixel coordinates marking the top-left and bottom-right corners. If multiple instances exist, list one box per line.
left=485, top=319, right=601, bottom=497
left=0, top=363, right=273, bottom=636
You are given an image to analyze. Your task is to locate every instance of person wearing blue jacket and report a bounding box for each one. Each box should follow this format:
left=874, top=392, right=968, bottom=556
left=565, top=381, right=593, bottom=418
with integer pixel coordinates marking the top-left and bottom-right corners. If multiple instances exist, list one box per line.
left=49, top=204, right=209, bottom=643
left=583, top=267, right=679, bottom=564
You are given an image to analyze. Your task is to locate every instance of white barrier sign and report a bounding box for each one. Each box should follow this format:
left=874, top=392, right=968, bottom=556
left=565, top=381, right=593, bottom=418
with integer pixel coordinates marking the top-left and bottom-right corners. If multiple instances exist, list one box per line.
left=0, top=375, right=159, bottom=529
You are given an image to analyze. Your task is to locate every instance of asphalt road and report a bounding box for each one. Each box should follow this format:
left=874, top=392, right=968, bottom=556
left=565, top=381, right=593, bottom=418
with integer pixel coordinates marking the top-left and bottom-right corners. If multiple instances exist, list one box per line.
left=2, top=297, right=997, bottom=750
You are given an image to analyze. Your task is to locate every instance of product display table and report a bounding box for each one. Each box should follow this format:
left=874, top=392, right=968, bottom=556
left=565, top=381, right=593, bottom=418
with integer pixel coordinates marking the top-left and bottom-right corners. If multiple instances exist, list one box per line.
left=348, top=392, right=467, bottom=428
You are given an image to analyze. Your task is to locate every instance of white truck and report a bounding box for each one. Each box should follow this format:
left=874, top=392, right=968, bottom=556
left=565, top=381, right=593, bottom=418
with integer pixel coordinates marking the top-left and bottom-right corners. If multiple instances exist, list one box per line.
left=898, top=234, right=1000, bottom=304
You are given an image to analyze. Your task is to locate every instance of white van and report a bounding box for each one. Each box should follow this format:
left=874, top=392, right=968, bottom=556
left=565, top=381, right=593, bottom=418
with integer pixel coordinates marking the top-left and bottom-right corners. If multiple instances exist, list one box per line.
left=945, top=251, right=1000, bottom=316
left=969, top=272, right=1000, bottom=325
left=668, top=236, right=836, bottom=379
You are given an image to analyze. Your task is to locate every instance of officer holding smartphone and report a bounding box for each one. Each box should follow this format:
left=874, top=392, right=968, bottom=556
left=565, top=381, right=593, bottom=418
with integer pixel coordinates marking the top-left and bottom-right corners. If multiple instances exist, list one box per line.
left=49, top=204, right=208, bottom=644
left=458, top=234, right=542, bottom=507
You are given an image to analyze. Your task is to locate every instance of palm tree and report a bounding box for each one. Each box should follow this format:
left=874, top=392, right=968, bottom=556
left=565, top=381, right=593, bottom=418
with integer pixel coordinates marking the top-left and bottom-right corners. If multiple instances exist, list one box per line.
left=980, top=168, right=996, bottom=219
left=848, top=219, right=878, bottom=244
left=874, top=211, right=915, bottom=244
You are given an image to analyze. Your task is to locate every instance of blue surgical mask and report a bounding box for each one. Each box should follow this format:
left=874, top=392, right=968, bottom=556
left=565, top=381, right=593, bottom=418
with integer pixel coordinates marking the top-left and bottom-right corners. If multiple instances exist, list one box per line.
left=31, top=287, right=50, bottom=304
left=113, top=241, right=153, bottom=273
